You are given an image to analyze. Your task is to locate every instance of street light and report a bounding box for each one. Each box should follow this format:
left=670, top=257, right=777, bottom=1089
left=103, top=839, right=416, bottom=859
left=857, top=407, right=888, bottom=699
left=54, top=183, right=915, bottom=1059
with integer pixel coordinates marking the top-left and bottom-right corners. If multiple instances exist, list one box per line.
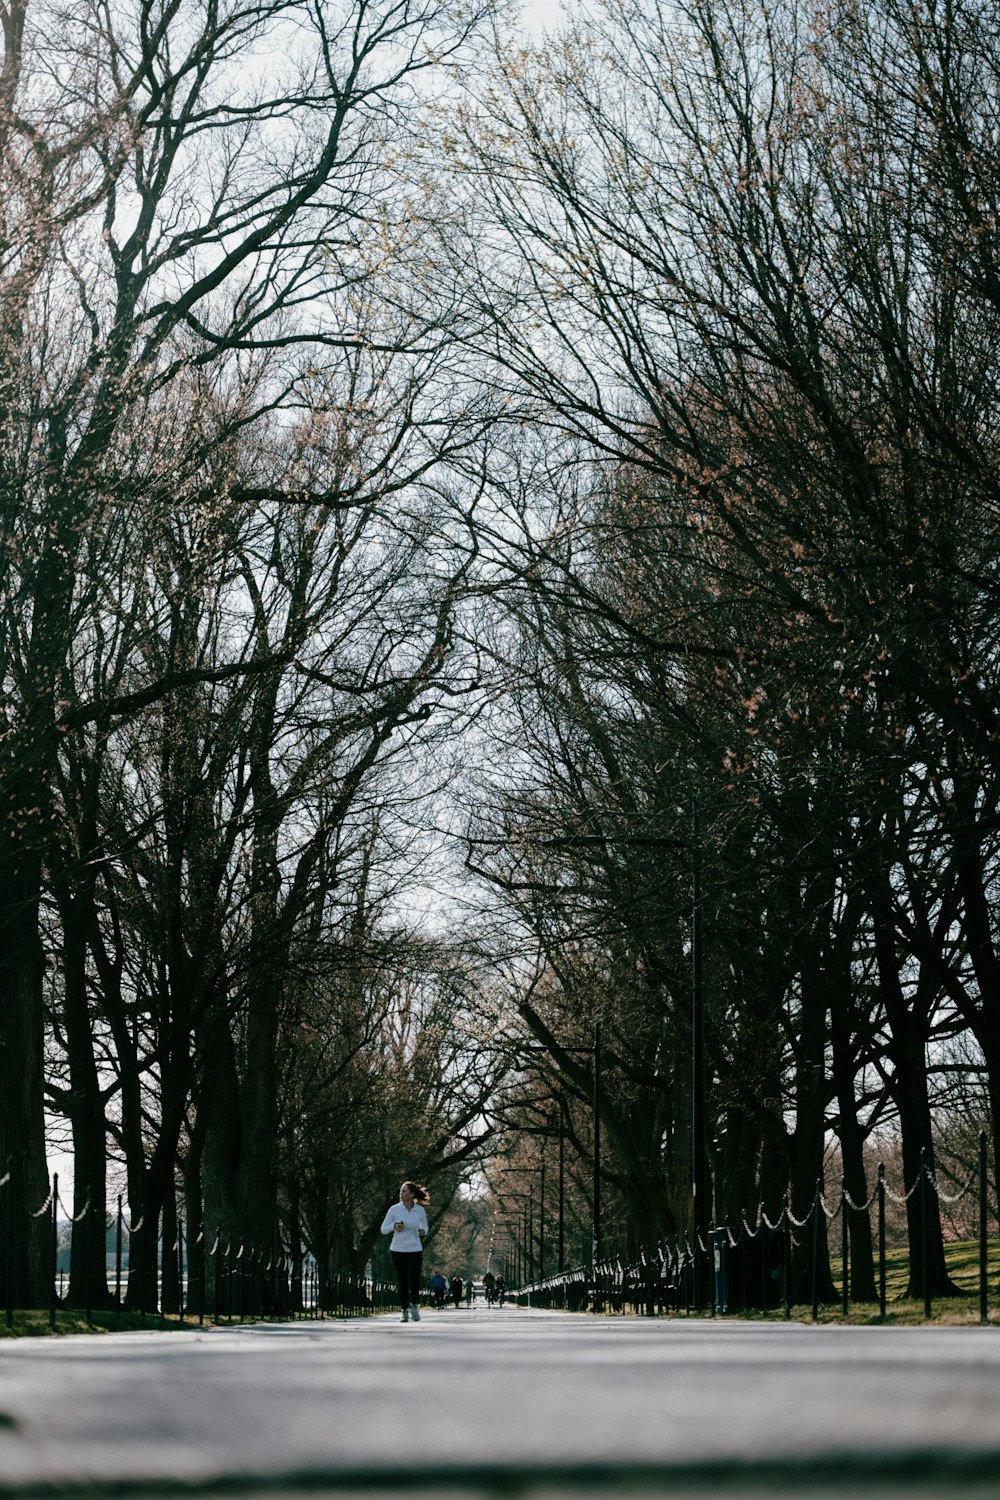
left=513, top=1037, right=599, bottom=1275
left=690, top=799, right=707, bottom=1294
left=497, top=1189, right=533, bottom=1289
left=496, top=1103, right=567, bottom=1274
left=500, top=1164, right=546, bottom=1279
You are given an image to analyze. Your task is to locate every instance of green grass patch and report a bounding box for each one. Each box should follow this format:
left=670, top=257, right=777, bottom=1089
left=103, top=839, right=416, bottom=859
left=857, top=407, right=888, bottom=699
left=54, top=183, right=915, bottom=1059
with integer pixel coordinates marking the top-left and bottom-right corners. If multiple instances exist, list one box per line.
left=693, top=1236, right=1000, bottom=1324
left=828, top=1235, right=1000, bottom=1304
left=0, top=1308, right=223, bottom=1338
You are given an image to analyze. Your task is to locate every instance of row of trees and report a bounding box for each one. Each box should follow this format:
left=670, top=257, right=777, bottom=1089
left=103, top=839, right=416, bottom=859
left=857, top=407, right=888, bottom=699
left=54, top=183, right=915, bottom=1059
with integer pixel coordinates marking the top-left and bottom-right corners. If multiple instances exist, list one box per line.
left=0, top=0, right=512, bottom=1308
left=456, top=0, right=1000, bottom=1299
left=3, top=0, right=999, bottom=1311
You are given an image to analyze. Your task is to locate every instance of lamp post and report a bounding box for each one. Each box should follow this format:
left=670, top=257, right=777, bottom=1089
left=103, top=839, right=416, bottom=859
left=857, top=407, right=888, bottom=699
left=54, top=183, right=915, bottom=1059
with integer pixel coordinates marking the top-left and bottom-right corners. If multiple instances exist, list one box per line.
left=558, top=1098, right=566, bottom=1274
left=539, top=1138, right=546, bottom=1279
left=592, top=1025, right=601, bottom=1273
left=498, top=1188, right=533, bottom=1290
left=690, top=799, right=707, bottom=1300
left=514, top=1037, right=599, bottom=1277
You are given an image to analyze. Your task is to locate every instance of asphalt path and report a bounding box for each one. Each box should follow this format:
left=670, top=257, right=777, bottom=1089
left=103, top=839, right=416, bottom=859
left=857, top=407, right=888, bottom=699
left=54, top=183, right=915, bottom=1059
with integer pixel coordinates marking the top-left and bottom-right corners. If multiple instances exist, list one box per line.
left=1, top=1305, right=999, bottom=1498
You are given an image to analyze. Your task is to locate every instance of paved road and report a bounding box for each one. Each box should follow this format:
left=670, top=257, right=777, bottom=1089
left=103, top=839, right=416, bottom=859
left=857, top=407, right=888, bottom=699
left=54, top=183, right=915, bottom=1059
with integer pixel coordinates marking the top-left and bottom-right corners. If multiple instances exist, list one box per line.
left=1, top=1306, right=999, bottom=1497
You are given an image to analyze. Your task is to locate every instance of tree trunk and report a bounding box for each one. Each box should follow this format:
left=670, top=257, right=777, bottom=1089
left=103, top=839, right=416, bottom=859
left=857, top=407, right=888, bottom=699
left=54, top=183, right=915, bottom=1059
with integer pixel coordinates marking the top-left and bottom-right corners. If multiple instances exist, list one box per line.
left=234, top=975, right=281, bottom=1304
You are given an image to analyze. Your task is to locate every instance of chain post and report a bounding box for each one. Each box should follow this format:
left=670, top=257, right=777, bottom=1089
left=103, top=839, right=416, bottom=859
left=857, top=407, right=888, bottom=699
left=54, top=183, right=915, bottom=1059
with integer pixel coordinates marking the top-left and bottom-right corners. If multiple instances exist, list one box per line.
left=137, top=1205, right=146, bottom=1324
left=84, top=1186, right=94, bottom=1324
left=760, top=1220, right=767, bottom=1314
left=979, top=1130, right=988, bottom=1326
left=810, top=1179, right=821, bottom=1321
left=920, top=1147, right=931, bottom=1319
left=50, top=1174, right=59, bottom=1330
left=878, top=1163, right=886, bottom=1322
left=115, top=1195, right=123, bottom=1328
left=782, top=1193, right=791, bottom=1319
left=178, top=1216, right=185, bottom=1325
left=159, top=1219, right=167, bottom=1328
left=840, top=1179, right=849, bottom=1319
left=4, top=1156, right=13, bottom=1329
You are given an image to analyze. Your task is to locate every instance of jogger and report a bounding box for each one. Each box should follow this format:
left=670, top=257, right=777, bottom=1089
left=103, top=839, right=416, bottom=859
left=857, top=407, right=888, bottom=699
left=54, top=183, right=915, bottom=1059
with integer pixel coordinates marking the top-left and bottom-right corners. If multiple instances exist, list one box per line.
left=381, top=1181, right=430, bottom=1322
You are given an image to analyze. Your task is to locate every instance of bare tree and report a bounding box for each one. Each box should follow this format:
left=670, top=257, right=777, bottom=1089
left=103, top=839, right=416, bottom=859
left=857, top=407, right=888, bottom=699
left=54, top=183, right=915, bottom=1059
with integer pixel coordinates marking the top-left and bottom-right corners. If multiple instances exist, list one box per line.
left=0, top=0, right=498, bottom=1304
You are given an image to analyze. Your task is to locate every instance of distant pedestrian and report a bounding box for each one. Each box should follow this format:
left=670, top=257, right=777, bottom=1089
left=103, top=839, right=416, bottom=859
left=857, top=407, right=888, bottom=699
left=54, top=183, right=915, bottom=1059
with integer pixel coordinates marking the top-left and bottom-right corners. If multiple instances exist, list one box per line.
left=430, top=1269, right=448, bottom=1308
left=381, top=1181, right=429, bottom=1323
left=450, top=1274, right=464, bottom=1308
left=465, top=1278, right=474, bottom=1306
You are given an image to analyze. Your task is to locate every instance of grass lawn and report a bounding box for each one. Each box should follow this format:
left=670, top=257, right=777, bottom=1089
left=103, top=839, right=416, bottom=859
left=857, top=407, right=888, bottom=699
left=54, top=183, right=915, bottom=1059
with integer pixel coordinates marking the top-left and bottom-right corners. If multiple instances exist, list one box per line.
left=692, top=1237, right=1000, bottom=1324
left=5, top=1242, right=999, bottom=1334
left=0, top=1308, right=221, bottom=1338
left=814, top=1235, right=1000, bottom=1323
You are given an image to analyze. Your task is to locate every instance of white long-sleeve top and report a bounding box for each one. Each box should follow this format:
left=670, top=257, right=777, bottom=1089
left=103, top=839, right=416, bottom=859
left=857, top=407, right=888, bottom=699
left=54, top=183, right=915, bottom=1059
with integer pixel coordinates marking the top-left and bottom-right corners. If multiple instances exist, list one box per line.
left=380, top=1200, right=428, bottom=1253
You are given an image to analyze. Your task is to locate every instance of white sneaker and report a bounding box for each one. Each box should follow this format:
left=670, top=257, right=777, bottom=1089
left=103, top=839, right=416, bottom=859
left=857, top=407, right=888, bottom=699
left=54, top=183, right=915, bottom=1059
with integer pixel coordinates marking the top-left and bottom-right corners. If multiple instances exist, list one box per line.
left=410, top=1305, right=421, bottom=1322
left=400, top=1310, right=409, bottom=1322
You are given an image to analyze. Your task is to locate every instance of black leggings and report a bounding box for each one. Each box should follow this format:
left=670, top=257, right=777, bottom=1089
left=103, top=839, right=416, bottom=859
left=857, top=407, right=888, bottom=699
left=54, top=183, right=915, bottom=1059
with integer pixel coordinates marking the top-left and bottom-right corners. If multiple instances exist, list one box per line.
left=391, top=1250, right=423, bottom=1310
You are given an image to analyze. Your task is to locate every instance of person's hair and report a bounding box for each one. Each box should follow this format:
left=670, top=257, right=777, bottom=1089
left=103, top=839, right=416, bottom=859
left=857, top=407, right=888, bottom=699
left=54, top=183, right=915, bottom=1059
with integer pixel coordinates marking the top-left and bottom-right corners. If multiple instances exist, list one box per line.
left=401, top=1180, right=429, bottom=1204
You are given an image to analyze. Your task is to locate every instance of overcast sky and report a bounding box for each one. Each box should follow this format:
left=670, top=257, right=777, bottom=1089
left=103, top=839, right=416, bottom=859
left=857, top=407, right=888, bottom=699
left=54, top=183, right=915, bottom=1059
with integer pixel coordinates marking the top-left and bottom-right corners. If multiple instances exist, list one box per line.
left=519, top=0, right=571, bottom=35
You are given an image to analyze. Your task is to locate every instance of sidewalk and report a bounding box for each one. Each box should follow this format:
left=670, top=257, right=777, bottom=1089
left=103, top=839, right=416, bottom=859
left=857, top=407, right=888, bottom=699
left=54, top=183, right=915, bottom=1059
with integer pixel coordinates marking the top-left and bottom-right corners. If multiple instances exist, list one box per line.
left=0, top=1305, right=998, bottom=1496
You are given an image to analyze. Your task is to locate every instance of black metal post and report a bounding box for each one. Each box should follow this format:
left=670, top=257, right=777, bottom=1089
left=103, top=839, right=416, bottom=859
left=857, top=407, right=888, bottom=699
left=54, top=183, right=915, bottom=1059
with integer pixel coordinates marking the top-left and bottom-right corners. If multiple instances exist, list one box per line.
left=840, top=1179, right=849, bottom=1319
left=526, top=1197, right=533, bottom=1284
left=691, top=797, right=707, bottom=1310
left=84, top=1187, right=93, bottom=1324
left=178, top=1216, right=185, bottom=1324
left=137, top=1207, right=146, bottom=1323
left=760, top=1217, right=767, bottom=1314
left=810, top=1179, right=820, bottom=1321
left=50, top=1174, right=58, bottom=1330
left=782, top=1192, right=791, bottom=1320
left=878, top=1164, right=886, bottom=1321
left=115, top=1194, right=123, bottom=1328
left=979, top=1130, right=988, bottom=1326
left=593, top=1022, right=601, bottom=1273
left=558, top=1100, right=566, bottom=1274
left=539, top=1138, right=546, bottom=1281
left=4, top=1157, right=13, bottom=1329
left=159, top=1220, right=167, bottom=1327
left=920, top=1147, right=931, bottom=1319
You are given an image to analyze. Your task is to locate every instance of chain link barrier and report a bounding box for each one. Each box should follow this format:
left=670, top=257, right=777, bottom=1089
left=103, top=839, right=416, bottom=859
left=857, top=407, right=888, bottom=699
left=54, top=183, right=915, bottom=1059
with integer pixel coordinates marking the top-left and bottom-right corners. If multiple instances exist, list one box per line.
left=1, top=1168, right=400, bottom=1325
left=925, top=1162, right=979, bottom=1205
left=29, top=1187, right=53, bottom=1218
left=511, top=1129, right=995, bottom=1324
left=1, top=1137, right=995, bottom=1325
